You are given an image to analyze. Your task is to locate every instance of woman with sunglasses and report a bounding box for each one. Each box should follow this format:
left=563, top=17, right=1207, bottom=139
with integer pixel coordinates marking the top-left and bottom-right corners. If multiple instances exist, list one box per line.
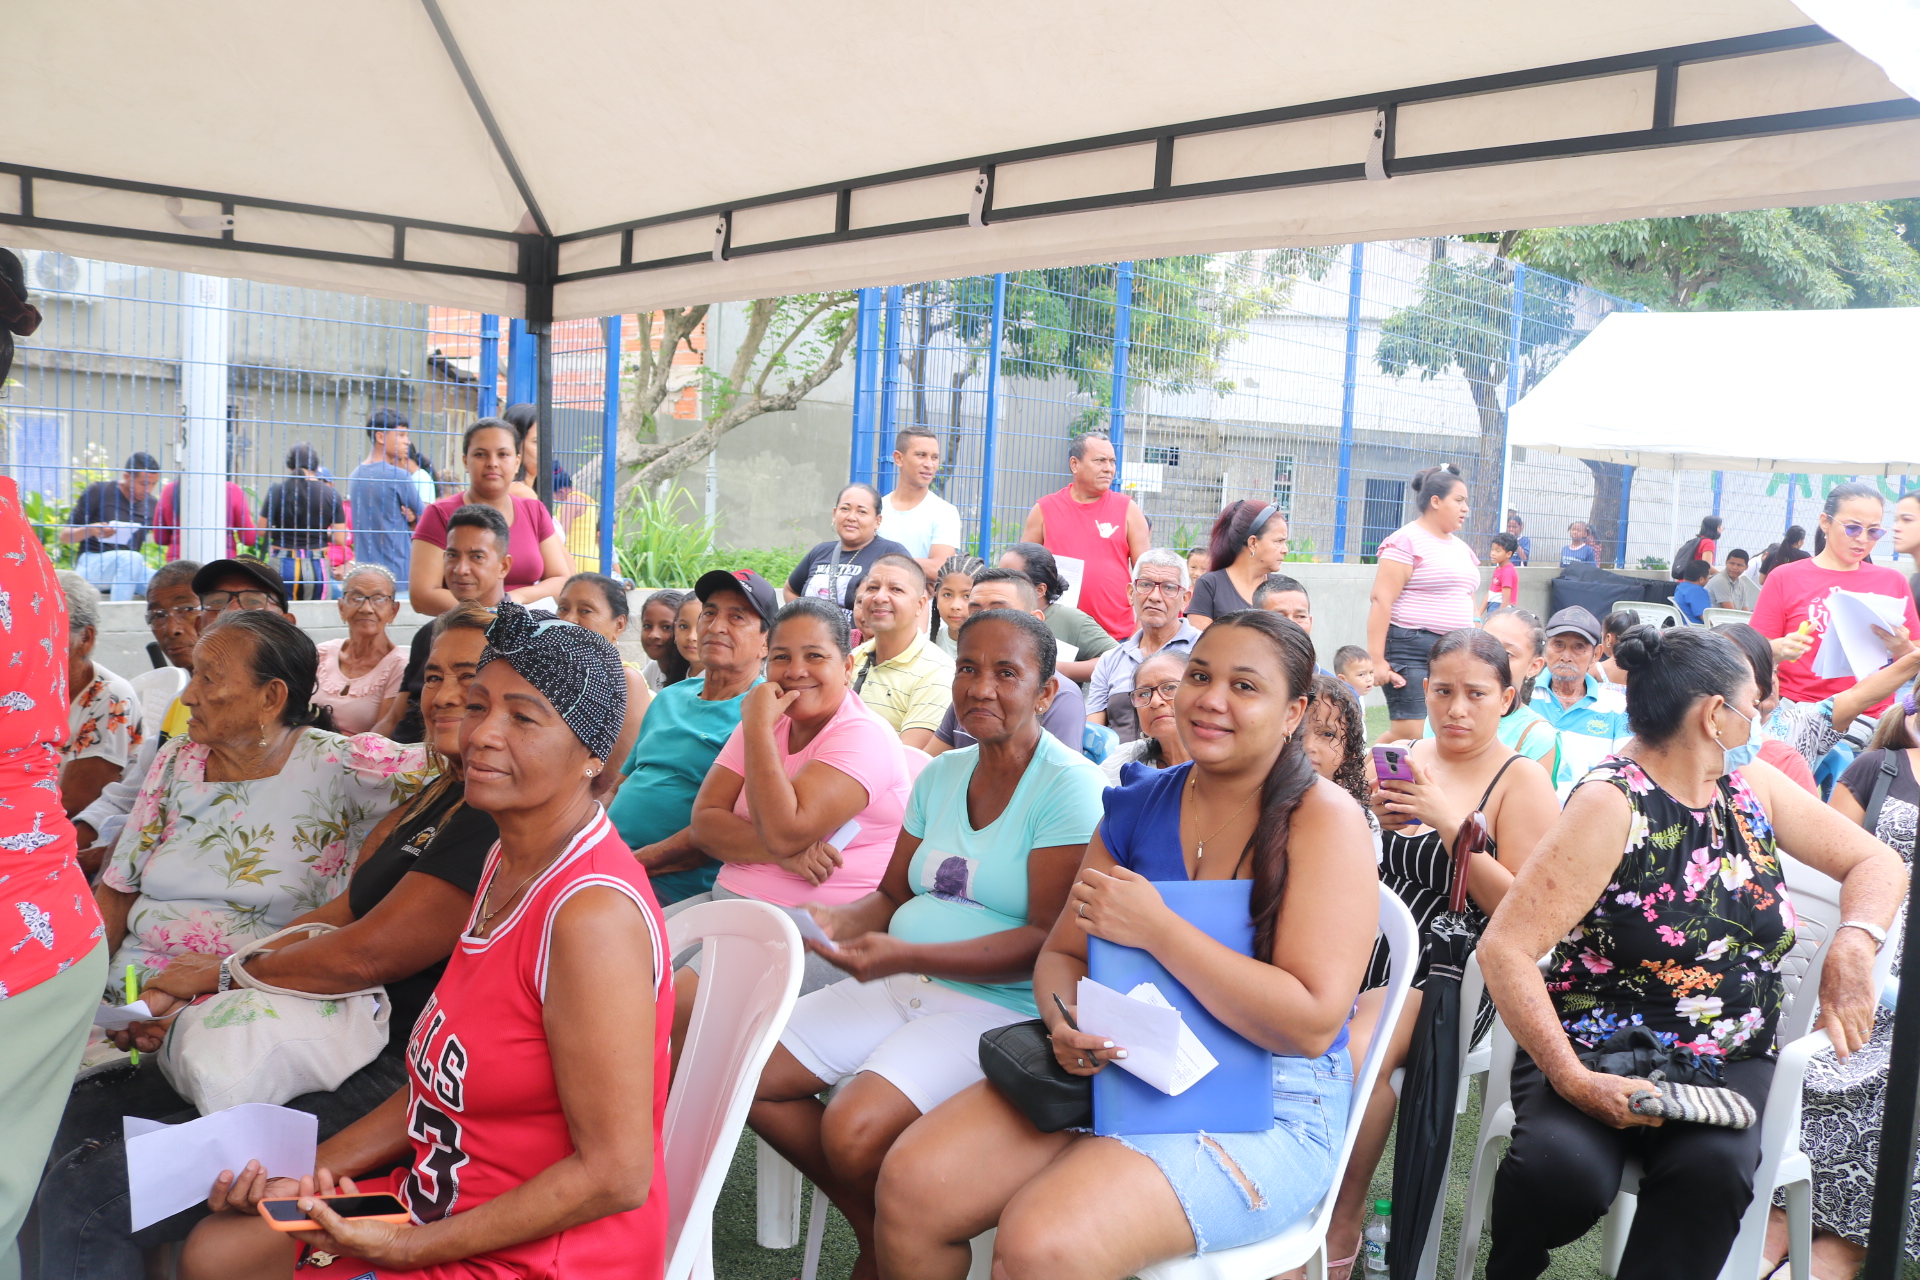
left=1752, top=482, right=1920, bottom=713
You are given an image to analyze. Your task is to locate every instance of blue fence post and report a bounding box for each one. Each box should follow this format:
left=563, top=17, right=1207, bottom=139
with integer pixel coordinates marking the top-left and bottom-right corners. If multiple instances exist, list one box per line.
left=506, top=318, right=536, bottom=405
left=478, top=315, right=500, bottom=418
left=878, top=285, right=903, bottom=496
left=600, top=314, right=622, bottom=577
left=1618, top=465, right=1636, bottom=567
left=1333, top=242, right=1365, bottom=563
left=1110, top=262, right=1133, bottom=488
left=1712, top=470, right=1723, bottom=519
left=849, top=288, right=882, bottom=485
left=978, top=273, right=1008, bottom=560
left=1500, top=263, right=1527, bottom=533
left=1785, top=474, right=1798, bottom=529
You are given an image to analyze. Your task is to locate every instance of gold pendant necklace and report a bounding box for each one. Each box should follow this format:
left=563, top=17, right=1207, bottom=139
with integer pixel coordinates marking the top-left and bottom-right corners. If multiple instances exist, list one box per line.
left=1187, top=771, right=1258, bottom=861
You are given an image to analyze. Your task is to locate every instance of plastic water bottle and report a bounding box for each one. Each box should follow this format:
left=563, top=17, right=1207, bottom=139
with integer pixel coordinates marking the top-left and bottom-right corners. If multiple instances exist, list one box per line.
left=1362, top=1198, right=1391, bottom=1277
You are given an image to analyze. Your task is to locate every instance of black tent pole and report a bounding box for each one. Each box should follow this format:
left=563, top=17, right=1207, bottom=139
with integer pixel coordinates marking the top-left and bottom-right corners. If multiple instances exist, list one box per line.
left=1861, top=883, right=1920, bottom=1279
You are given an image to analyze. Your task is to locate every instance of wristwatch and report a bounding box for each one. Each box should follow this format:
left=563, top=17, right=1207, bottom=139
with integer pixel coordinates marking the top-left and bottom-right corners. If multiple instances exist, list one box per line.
left=218, top=954, right=235, bottom=992
left=1838, top=920, right=1889, bottom=951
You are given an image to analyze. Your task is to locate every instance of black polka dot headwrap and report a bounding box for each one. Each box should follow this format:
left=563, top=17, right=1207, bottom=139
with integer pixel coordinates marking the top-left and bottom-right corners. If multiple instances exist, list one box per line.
left=477, top=600, right=627, bottom=761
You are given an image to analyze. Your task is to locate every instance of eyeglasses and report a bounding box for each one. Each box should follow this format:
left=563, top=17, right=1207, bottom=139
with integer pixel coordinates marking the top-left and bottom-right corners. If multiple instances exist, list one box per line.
left=144, top=604, right=204, bottom=625
left=343, top=592, right=395, bottom=608
left=200, top=591, right=281, bottom=612
left=1130, top=680, right=1182, bottom=706
left=1131, top=578, right=1183, bottom=597
left=1834, top=521, right=1887, bottom=542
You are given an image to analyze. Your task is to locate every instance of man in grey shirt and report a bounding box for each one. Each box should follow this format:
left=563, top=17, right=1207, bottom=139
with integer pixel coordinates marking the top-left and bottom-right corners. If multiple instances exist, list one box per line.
left=1706, top=547, right=1761, bottom=611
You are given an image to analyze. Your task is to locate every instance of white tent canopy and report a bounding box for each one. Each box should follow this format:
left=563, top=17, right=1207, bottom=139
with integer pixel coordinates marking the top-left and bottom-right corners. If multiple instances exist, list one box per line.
left=1508, top=307, right=1920, bottom=473
left=6, top=1, right=1920, bottom=322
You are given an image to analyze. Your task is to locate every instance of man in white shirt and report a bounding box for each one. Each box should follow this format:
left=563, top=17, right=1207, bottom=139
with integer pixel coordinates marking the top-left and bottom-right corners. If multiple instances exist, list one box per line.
left=1706, top=547, right=1760, bottom=612
left=878, top=427, right=962, bottom=582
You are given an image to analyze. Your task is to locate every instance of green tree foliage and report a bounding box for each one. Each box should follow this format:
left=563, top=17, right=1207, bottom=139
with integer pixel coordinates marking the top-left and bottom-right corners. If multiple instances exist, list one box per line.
left=1509, top=204, right=1920, bottom=311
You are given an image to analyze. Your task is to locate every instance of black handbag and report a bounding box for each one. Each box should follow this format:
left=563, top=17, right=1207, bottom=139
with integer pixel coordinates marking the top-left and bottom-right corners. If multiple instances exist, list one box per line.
left=978, top=1019, right=1092, bottom=1133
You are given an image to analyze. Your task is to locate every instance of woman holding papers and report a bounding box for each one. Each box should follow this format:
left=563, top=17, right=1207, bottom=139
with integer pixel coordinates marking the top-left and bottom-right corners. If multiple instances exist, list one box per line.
left=877, top=611, right=1379, bottom=1280
left=1324, top=629, right=1556, bottom=1276
left=1752, top=482, right=1920, bottom=712
left=680, top=598, right=912, bottom=1002
left=751, top=608, right=1105, bottom=1280
left=179, top=601, right=672, bottom=1280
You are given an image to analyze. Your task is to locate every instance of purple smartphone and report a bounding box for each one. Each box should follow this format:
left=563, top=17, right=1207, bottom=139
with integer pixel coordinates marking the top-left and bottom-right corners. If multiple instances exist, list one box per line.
left=1371, top=744, right=1417, bottom=783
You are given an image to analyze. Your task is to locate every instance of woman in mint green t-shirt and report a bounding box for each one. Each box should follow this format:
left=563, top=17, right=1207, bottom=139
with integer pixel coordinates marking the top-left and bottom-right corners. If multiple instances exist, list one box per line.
left=747, top=608, right=1106, bottom=1279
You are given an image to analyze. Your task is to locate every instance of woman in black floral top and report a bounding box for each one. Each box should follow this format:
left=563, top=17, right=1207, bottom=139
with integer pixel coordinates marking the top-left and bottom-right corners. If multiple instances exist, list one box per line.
left=1478, top=625, right=1902, bottom=1280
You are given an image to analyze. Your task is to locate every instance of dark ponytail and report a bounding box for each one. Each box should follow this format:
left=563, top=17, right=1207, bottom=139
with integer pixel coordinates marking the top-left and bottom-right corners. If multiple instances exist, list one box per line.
left=1204, top=610, right=1319, bottom=964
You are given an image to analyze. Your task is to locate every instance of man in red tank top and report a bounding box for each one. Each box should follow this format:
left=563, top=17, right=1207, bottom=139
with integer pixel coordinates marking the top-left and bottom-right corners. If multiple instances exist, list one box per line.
left=1020, top=433, right=1149, bottom=640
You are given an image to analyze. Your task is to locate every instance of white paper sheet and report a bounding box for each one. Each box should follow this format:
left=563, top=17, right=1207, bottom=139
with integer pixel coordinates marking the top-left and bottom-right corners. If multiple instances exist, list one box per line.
left=824, top=818, right=861, bottom=851
left=125, top=1104, right=318, bottom=1231
left=780, top=904, right=839, bottom=951
left=1054, top=555, right=1085, bottom=612
left=93, top=999, right=155, bottom=1030
left=101, top=520, right=141, bottom=546
left=1076, top=977, right=1218, bottom=1096
left=1811, top=591, right=1909, bottom=680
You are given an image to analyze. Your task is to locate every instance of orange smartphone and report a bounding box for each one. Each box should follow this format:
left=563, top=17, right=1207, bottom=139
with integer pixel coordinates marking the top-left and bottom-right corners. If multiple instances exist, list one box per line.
left=258, top=1192, right=410, bottom=1232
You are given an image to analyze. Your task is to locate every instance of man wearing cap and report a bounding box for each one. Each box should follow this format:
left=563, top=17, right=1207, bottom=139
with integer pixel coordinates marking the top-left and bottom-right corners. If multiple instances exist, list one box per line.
left=64, top=451, right=161, bottom=600
left=1531, top=605, right=1631, bottom=782
left=608, top=569, right=773, bottom=904
left=386, top=503, right=512, bottom=741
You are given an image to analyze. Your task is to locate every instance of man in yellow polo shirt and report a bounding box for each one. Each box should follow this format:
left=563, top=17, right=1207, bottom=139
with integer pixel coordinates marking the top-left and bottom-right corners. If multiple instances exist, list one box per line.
left=848, top=552, right=953, bottom=751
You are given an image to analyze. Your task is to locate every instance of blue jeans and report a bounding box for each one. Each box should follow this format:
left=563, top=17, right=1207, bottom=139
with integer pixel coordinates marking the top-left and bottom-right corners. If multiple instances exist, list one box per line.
left=73, top=551, right=150, bottom=602
left=1105, top=1049, right=1353, bottom=1255
left=33, top=1047, right=409, bottom=1280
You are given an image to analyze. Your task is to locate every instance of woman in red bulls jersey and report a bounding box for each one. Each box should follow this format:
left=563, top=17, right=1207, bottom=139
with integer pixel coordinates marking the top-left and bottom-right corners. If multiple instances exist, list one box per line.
left=181, top=600, right=671, bottom=1280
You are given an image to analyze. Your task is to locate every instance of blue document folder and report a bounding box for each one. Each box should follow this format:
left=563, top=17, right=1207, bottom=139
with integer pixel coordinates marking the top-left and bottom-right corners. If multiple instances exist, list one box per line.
left=1088, top=879, right=1274, bottom=1136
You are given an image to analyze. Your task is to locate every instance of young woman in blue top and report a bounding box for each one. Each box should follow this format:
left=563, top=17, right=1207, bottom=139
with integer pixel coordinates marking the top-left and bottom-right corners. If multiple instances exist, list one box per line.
left=876, top=611, right=1379, bottom=1280
left=750, top=609, right=1107, bottom=1280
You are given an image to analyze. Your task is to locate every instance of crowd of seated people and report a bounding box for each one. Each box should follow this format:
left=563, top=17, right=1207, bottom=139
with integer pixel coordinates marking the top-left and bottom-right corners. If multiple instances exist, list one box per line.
left=11, top=462, right=1920, bottom=1280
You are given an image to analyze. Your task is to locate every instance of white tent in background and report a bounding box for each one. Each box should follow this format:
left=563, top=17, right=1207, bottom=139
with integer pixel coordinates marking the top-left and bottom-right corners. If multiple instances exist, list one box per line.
left=5, top=0, right=1919, bottom=322
left=1508, top=306, right=1920, bottom=474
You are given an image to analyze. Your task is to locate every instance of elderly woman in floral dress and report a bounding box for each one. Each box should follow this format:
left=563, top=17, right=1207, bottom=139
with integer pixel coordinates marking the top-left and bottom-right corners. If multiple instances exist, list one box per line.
left=95, top=608, right=428, bottom=986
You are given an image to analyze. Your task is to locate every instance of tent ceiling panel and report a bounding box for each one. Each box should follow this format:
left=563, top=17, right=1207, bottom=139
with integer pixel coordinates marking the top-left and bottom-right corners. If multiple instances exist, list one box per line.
left=1509, top=308, right=1920, bottom=474
left=4, top=2, right=1918, bottom=318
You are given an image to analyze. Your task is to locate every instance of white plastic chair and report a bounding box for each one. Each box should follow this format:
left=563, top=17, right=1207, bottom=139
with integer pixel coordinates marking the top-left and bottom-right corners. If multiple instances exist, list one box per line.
left=1124, top=885, right=1420, bottom=1280
left=1612, top=599, right=1686, bottom=629
left=1453, top=853, right=1901, bottom=1280
left=662, top=899, right=804, bottom=1280
left=1701, top=607, right=1752, bottom=628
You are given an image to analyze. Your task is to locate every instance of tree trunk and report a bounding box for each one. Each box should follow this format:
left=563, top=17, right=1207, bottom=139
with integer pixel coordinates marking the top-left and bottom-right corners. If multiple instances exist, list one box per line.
left=1466, top=375, right=1508, bottom=553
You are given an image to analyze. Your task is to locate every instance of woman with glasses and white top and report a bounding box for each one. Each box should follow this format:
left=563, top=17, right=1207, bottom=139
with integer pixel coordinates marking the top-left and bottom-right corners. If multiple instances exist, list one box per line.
left=1752, top=481, right=1920, bottom=712
left=317, top=564, right=407, bottom=735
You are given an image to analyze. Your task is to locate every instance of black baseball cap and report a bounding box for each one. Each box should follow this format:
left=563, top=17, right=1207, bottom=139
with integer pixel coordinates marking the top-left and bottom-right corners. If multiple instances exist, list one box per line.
left=694, top=569, right=778, bottom=622
left=1545, top=606, right=1603, bottom=645
left=192, top=558, right=288, bottom=609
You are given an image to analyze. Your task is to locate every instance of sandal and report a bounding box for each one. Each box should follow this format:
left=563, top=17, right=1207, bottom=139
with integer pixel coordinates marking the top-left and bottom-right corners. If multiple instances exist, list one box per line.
left=1325, top=1251, right=1359, bottom=1280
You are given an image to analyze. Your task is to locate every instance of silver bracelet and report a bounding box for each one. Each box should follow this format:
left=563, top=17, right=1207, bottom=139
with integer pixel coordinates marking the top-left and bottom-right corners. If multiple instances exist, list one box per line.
left=1838, top=920, right=1888, bottom=951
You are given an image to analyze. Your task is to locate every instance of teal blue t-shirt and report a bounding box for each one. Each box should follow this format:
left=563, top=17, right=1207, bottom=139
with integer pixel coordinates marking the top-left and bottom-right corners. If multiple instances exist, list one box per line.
left=891, top=732, right=1106, bottom=1014
left=608, top=676, right=761, bottom=903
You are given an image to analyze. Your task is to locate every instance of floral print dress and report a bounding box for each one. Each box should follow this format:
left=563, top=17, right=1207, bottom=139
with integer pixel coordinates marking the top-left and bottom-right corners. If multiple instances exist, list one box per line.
left=99, top=729, right=429, bottom=985
left=1546, top=756, right=1797, bottom=1077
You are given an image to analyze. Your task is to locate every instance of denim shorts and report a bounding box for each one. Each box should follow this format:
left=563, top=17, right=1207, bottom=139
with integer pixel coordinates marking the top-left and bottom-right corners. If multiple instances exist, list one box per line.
left=1382, top=625, right=1445, bottom=721
left=1104, top=1048, right=1353, bottom=1255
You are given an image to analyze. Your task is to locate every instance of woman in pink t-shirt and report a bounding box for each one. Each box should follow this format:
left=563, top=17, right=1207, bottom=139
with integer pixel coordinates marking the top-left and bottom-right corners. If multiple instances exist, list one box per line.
left=407, top=418, right=573, bottom=615
left=1752, top=482, right=1920, bottom=711
left=1367, top=464, right=1481, bottom=739
left=687, top=597, right=913, bottom=996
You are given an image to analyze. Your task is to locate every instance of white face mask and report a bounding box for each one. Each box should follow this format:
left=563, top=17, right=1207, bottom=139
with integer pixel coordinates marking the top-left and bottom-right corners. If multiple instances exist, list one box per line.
left=1716, top=702, right=1763, bottom=775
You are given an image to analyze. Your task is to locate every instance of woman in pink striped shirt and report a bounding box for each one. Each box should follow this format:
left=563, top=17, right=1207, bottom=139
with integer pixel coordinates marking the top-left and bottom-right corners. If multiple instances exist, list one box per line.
left=1367, top=465, right=1481, bottom=739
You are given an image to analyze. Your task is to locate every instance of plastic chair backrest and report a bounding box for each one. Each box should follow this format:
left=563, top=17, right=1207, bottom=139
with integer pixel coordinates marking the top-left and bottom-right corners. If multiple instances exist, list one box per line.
left=1614, top=599, right=1684, bottom=629
left=1776, top=852, right=1902, bottom=1045
left=1083, top=721, right=1121, bottom=764
left=1701, top=607, right=1752, bottom=628
left=661, top=899, right=804, bottom=1280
